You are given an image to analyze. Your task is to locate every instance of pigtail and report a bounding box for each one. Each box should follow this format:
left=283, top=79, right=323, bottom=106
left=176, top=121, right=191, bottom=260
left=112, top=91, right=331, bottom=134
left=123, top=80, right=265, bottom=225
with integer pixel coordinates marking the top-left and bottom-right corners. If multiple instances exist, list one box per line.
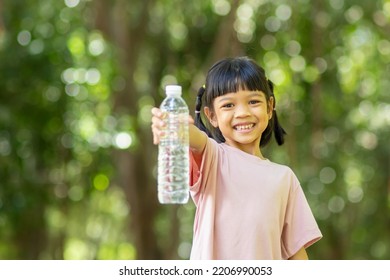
left=194, top=86, right=213, bottom=138
left=272, top=111, right=286, bottom=145
left=268, top=79, right=286, bottom=146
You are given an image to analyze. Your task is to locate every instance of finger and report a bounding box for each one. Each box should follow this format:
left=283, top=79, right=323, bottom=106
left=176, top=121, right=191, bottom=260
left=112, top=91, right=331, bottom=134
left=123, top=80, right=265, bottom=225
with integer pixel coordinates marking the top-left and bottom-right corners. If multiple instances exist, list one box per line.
left=151, top=124, right=161, bottom=145
left=151, top=115, right=165, bottom=129
left=153, top=130, right=165, bottom=145
left=151, top=107, right=163, bottom=118
left=153, top=134, right=159, bottom=145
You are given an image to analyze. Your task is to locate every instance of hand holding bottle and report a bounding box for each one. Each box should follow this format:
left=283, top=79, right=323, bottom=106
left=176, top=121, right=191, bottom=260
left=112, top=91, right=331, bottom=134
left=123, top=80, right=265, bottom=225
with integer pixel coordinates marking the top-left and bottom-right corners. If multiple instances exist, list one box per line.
left=150, top=107, right=194, bottom=145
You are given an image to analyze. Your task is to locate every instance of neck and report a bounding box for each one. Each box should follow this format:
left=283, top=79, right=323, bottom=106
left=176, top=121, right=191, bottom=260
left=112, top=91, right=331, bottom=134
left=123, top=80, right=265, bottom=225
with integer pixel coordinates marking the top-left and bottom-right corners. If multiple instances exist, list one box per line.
left=247, top=146, right=265, bottom=159
left=225, top=140, right=265, bottom=159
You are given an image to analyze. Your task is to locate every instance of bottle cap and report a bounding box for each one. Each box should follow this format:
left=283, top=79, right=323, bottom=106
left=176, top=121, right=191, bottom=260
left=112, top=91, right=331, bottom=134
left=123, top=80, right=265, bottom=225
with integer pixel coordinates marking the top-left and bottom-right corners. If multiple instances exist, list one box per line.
left=165, top=85, right=182, bottom=96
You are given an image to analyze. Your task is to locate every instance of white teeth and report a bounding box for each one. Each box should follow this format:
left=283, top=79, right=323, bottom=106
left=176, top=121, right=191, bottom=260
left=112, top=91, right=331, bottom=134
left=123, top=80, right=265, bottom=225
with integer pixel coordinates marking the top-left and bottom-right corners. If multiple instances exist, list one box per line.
left=235, top=124, right=254, bottom=131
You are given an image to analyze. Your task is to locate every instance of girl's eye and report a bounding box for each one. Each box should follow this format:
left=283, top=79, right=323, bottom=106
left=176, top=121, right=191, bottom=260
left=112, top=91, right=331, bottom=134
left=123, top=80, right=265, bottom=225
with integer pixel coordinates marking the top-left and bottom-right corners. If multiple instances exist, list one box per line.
left=249, top=100, right=261, bottom=105
left=222, top=103, right=234, bottom=108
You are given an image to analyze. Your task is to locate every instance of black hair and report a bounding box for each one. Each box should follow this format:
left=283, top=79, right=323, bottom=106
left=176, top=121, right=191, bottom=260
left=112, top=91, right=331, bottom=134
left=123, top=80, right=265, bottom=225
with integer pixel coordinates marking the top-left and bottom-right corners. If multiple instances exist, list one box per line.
left=195, top=56, right=286, bottom=147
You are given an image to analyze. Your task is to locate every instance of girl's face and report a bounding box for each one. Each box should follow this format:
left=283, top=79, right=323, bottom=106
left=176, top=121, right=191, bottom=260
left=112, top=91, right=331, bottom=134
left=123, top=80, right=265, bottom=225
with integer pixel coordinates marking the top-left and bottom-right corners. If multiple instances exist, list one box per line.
left=204, top=89, right=273, bottom=154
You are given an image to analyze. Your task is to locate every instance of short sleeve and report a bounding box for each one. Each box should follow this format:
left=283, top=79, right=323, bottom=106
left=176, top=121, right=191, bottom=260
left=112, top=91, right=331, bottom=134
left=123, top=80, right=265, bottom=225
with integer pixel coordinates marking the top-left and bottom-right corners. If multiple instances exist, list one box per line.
left=189, top=136, right=219, bottom=206
left=281, top=178, right=322, bottom=259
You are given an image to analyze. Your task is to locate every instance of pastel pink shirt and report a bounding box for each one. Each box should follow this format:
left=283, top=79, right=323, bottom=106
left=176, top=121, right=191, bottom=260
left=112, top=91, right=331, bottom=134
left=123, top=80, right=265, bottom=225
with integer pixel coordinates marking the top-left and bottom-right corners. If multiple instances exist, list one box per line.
left=189, top=136, right=322, bottom=260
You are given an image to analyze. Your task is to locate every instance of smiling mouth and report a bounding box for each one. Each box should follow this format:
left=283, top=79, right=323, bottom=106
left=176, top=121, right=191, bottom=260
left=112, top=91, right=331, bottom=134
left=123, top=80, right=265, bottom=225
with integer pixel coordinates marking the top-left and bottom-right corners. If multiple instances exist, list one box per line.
left=234, top=124, right=255, bottom=131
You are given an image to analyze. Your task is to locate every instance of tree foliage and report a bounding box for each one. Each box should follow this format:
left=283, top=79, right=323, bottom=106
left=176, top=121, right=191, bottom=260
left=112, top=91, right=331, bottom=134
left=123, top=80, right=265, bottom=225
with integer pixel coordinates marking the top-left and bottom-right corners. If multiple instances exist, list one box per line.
left=0, top=0, right=389, bottom=260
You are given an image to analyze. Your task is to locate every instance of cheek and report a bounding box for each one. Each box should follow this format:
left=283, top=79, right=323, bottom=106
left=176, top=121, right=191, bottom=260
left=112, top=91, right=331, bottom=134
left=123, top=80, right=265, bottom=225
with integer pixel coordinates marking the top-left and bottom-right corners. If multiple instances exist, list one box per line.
left=256, top=107, right=269, bottom=119
left=211, top=119, right=219, bottom=128
left=210, top=114, right=220, bottom=127
left=264, top=105, right=272, bottom=118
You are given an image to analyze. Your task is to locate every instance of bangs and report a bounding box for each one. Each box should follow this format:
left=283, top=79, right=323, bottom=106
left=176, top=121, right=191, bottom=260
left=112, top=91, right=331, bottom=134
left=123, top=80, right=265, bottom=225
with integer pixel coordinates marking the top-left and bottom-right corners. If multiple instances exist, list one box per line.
left=205, top=57, right=269, bottom=106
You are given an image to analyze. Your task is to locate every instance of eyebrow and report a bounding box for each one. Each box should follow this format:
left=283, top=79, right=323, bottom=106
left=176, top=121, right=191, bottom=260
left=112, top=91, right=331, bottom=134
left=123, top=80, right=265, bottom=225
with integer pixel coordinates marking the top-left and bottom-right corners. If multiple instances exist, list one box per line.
left=216, top=92, right=265, bottom=103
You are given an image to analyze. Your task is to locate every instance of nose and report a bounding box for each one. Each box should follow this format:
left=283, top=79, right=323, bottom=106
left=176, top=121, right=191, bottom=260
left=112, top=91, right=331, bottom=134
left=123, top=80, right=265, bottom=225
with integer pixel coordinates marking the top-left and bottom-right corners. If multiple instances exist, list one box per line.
left=235, top=103, right=251, bottom=118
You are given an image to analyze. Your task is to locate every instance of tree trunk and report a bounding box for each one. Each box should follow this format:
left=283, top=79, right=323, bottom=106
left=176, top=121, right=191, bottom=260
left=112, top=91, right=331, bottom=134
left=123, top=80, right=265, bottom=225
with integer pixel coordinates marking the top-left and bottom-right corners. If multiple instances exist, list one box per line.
left=92, top=0, right=162, bottom=259
left=206, top=0, right=243, bottom=66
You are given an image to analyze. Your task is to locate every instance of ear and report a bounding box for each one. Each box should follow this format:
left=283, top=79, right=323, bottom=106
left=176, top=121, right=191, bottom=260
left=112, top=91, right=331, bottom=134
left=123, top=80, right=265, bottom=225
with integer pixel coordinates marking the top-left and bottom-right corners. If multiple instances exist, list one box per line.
left=204, top=106, right=218, bottom=128
left=268, top=96, right=274, bottom=120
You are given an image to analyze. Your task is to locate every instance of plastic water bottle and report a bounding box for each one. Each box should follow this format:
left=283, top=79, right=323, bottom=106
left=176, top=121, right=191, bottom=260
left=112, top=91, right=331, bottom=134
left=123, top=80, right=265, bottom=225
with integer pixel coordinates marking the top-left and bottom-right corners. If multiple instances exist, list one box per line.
left=157, top=85, right=189, bottom=204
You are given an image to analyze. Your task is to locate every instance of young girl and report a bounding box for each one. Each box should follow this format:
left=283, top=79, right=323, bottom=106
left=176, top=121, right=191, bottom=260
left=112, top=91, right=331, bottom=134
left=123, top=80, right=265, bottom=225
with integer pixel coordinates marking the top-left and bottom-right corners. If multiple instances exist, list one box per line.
left=151, top=56, right=322, bottom=260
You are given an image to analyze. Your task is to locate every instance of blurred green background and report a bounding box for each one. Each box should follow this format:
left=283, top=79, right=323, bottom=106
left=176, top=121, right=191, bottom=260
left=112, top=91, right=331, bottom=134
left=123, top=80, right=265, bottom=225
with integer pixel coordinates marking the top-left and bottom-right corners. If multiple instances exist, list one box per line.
left=0, top=0, right=389, bottom=260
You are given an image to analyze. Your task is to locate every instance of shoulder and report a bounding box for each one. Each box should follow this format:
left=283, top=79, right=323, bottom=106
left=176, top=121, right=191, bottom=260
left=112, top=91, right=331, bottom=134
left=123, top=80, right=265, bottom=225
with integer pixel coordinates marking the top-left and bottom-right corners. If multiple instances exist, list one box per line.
left=266, top=161, right=301, bottom=185
left=267, top=161, right=295, bottom=173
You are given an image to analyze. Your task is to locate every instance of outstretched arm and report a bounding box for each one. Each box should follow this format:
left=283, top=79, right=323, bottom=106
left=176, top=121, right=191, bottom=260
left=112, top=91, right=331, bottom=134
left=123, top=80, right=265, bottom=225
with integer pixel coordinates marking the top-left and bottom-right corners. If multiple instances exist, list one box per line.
left=151, top=107, right=207, bottom=155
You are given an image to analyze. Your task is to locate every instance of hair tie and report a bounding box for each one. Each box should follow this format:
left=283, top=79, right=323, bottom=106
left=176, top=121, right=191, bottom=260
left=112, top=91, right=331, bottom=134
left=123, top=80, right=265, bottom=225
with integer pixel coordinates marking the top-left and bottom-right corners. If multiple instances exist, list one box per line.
left=195, top=110, right=201, bottom=114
